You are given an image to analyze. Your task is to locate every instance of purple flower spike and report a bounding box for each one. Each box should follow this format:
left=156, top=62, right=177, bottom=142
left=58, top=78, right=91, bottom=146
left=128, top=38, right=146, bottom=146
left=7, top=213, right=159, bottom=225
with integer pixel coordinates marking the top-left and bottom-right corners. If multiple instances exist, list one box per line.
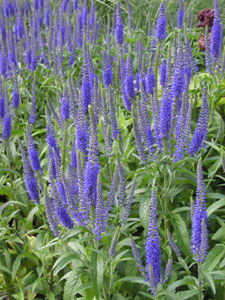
left=61, top=88, right=70, bottom=122
left=44, top=194, right=60, bottom=237
left=156, top=2, right=167, bottom=41
left=57, top=204, right=74, bottom=229
left=205, top=27, right=213, bottom=73
left=103, top=51, right=113, bottom=88
left=18, top=139, right=40, bottom=204
left=2, top=83, right=11, bottom=141
left=168, top=232, right=181, bottom=257
left=125, top=54, right=136, bottom=99
left=122, top=175, right=136, bottom=226
left=173, top=38, right=185, bottom=98
left=115, top=2, right=124, bottom=45
left=146, top=66, right=156, bottom=95
left=199, top=218, right=208, bottom=262
left=90, top=0, right=96, bottom=29
left=84, top=106, right=99, bottom=205
left=145, top=188, right=161, bottom=296
left=73, top=0, right=78, bottom=10
left=82, top=0, right=88, bottom=26
left=160, top=59, right=167, bottom=87
left=0, top=43, right=7, bottom=76
left=163, top=257, right=173, bottom=283
left=29, top=76, right=37, bottom=124
left=2, top=115, right=12, bottom=141
left=118, top=158, right=126, bottom=207
left=211, top=0, right=222, bottom=62
left=84, top=161, right=99, bottom=205
left=191, top=159, right=208, bottom=262
left=82, top=44, right=92, bottom=113
left=34, top=0, right=39, bottom=10
left=108, top=87, right=120, bottom=139
left=70, top=142, right=77, bottom=169
left=177, top=0, right=184, bottom=29
left=27, top=127, right=42, bottom=173
left=0, top=80, right=5, bottom=119
left=131, top=237, right=146, bottom=279
left=76, top=91, right=88, bottom=153
left=62, top=0, right=69, bottom=12
left=12, top=73, right=20, bottom=109
left=189, top=86, right=208, bottom=156
left=159, top=85, right=172, bottom=139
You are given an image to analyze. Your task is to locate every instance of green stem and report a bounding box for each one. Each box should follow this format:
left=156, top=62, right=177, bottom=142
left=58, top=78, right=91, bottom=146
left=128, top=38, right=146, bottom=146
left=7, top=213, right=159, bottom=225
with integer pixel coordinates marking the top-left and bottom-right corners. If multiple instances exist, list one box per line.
left=109, top=258, right=114, bottom=295
left=6, top=141, right=14, bottom=189
left=163, top=163, right=169, bottom=235
left=49, top=246, right=55, bottom=291
left=198, top=262, right=202, bottom=300
left=163, top=137, right=168, bottom=155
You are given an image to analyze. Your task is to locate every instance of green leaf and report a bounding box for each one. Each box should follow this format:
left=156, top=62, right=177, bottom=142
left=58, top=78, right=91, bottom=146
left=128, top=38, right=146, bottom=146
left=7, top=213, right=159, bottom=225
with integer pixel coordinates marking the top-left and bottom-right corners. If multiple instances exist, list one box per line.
left=26, top=207, right=39, bottom=223
left=205, top=141, right=220, bottom=153
left=207, top=198, right=225, bottom=216
left=115, top=276, right=149, bottom=287
left=114, top=294, right=127, bottom=300
left=212, top=225, right=225, bottom=241
left=139, top=198, right=150, bottom=230
left=114, top=250, right=129, bottom=264
left=134, top=188, right=147, bottom=195
left=175, top=290, right=198, bottom=299
left=37, top=237, right=59, bottom=250
left=210, top=270, right=225, bottom=280
left=63, top=270, right=78, bottom=300
left=12, top=288, right=24, bottom=300
left=203, top=244, right=225, bottom=271
left=217, top=96, right=225, bottom=105
left=53, top=253, right=78, bottom=276
left=0, top=168, right=21, bottom=176
left=73, top=283, right=92, bottom=296
left=90, top=251, right=104, bottom=299
left=0, top=265, right=12, bottom=275
left=168, top=277, right=196, bottom=291
left=32, top=278, right=42, bottom=293
left=0, top=201, right=26, bottom=214
left=63, top=270, right=89, bottom=300
left=67, top=241, right=86, bottom=255
left=208, top=157, right=222, bottom=178
left=171, top=214, right=190, bottom=257
left=45, top=292, right=55, bottom=300
left=0, top=186, right=15, bottom=199
left=138, top=292, right=154, bottom=299
left=202, top=271, right=216, bottom=295
left=12, top=255, right=22, bottom=280
left=219, top=257, right=225, bottom=268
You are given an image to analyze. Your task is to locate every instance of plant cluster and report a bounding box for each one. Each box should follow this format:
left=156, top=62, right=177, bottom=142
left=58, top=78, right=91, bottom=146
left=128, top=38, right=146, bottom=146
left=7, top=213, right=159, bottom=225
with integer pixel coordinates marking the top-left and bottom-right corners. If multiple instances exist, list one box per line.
left=0, top=0, right=225, bottom=299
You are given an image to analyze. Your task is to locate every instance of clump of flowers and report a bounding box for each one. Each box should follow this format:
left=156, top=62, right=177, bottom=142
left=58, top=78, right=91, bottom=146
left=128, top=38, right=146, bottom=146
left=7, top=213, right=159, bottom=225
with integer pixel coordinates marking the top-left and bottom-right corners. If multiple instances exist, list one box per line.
left=197, top=8, right=214, bottom=28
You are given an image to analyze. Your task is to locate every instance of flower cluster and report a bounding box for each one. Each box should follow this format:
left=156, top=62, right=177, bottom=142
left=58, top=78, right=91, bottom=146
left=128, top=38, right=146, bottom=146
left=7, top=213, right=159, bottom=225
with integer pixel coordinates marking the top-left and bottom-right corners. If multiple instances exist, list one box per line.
left=1, top=1, right=218, bottom=297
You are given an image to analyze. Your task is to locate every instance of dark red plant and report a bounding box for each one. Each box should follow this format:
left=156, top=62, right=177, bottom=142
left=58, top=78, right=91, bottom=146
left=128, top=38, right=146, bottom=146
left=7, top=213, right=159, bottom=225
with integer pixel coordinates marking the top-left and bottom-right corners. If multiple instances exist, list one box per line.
left=197, top=8, right=214, bottom=28
left=197, top=8, right=214, bottom=51
left=198, top=32, right=211, bottom=51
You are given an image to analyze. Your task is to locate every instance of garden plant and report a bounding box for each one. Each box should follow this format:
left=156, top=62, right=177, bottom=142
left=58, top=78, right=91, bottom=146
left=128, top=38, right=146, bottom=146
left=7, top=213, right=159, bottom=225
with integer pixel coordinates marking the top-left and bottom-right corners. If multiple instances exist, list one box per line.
left=0, top=0, right=225, bottom=299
